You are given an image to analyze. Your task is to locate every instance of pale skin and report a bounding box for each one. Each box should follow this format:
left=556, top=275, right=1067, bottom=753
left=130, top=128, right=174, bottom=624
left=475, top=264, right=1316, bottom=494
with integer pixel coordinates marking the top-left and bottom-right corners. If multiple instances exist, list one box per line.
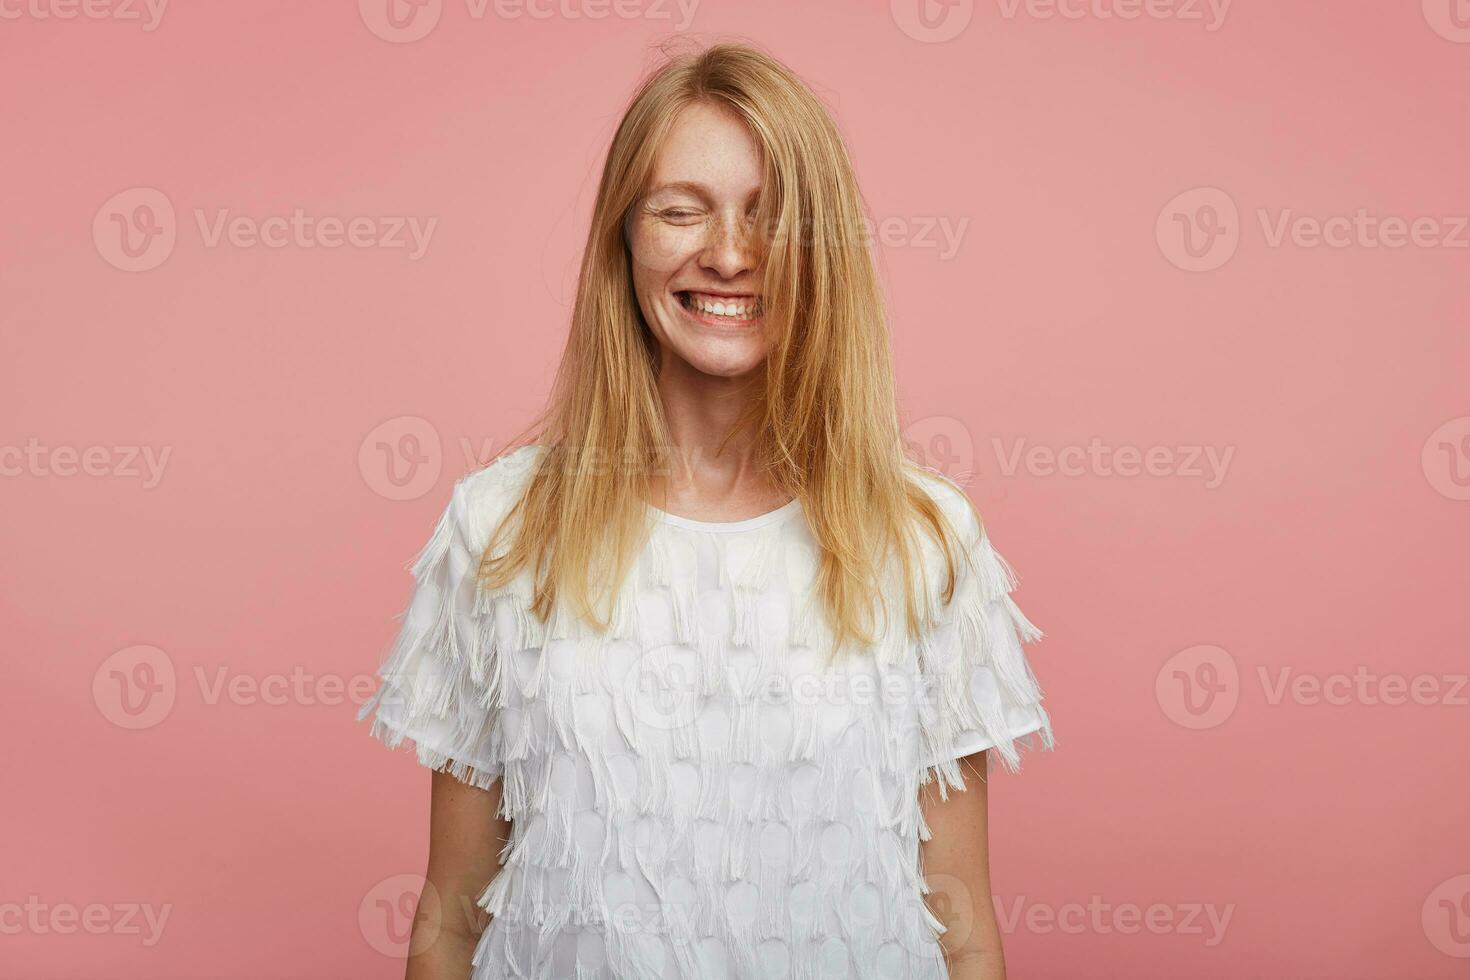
left=404, top=99, right=1005, bottom=978
left=628, top=99, right=789, bottom=518
left=919, top=754, right=1010, bottom=980
left=405, top=773, right=510, bottom=980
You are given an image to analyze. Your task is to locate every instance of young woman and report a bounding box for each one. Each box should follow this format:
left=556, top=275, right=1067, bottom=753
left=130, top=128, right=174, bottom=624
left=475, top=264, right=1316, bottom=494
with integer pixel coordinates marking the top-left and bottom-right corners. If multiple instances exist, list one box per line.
left=359, top=40, right=1055, bottom=980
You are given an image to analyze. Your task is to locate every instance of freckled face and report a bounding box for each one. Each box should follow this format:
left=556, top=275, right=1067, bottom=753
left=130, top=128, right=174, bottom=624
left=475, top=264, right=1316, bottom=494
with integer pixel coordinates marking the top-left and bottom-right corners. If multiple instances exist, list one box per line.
left=627, top=101, right=770, bottom=379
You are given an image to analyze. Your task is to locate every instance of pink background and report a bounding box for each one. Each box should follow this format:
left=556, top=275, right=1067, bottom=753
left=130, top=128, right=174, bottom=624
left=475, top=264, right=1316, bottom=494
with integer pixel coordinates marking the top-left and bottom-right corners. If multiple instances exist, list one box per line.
left=3, top=1, right=1468, bottom=977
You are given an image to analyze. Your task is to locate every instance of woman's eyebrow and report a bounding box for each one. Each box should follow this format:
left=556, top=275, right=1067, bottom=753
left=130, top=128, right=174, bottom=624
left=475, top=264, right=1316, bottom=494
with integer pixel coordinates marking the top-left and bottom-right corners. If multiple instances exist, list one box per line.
left=646, top=180, right=710, bottom=198
left=645, top=181, right=762, bottom=203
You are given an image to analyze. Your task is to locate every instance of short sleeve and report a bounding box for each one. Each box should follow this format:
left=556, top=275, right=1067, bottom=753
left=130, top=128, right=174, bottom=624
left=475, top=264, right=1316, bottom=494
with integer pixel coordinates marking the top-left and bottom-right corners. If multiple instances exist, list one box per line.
left=357, top=474, right=504, bottom=790
left=914, top=481, right=1054, bottom=793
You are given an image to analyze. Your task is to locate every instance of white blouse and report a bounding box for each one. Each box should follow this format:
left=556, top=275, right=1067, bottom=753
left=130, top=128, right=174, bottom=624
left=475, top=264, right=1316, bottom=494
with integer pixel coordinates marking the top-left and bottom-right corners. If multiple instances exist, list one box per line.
left=359, top=443, right=1054, bottom=979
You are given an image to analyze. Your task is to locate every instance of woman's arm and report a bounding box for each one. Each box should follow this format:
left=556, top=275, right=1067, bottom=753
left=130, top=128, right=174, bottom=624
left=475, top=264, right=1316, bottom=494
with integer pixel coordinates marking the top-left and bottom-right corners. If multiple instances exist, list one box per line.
left=405, top=771, right=512, bottom=980
left=918, top=752, right=1008, bottom=980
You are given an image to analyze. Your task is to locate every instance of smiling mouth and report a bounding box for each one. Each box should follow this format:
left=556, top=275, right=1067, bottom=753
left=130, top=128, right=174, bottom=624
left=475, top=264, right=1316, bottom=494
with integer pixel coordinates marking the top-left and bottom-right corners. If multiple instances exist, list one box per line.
left=676, top=290, right=764, bottom=324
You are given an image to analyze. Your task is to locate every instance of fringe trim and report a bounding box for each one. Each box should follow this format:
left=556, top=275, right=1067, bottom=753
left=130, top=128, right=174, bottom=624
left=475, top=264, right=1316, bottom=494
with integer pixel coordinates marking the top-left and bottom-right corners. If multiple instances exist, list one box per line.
left=359, top=446, right=1055, bottom=978
left=363, top=717, right=503, bottom=791
left=357, top=465, right=509, bottom=794
left=909, top=473, right=1056, bottom=816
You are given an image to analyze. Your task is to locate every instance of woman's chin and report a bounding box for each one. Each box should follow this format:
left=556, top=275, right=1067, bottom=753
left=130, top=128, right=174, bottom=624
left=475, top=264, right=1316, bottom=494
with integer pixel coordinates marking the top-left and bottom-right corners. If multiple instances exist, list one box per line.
left=662, top=337, right=768, bottom=379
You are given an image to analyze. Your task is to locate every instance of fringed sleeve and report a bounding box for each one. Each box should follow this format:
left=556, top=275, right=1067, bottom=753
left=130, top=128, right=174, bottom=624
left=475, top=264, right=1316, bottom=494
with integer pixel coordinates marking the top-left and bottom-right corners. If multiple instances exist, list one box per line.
left=915, top=482, right=1054, bottom=795
left=357, top=473, right=503, bottom=791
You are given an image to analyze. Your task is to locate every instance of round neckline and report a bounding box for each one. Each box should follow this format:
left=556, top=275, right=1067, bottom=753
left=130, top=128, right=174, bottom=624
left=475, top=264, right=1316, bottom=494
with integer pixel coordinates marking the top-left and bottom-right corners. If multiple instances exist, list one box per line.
left=648, top=497, right=802, bottom=533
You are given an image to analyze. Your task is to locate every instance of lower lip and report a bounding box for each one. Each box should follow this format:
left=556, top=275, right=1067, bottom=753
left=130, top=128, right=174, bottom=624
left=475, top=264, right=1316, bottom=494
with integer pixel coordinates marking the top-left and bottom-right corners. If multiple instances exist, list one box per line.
left=676, top=292, right=763, bottom=328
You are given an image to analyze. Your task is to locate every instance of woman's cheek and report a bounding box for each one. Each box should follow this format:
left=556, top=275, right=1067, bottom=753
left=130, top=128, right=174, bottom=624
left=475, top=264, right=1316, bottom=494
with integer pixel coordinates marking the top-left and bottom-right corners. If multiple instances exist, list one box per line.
left=636, top=223, right=702, bottom=273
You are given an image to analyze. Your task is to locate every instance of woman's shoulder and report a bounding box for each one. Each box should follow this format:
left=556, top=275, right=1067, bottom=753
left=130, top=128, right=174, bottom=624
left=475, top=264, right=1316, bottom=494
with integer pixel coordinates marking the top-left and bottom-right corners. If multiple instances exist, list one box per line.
left=448, top=442, right=547, bottom=545
left=901, top=462, right=1027, bottom=609
left=462, top=442, right=544, bottom=491
left=904, top=461, right=982, bottom=544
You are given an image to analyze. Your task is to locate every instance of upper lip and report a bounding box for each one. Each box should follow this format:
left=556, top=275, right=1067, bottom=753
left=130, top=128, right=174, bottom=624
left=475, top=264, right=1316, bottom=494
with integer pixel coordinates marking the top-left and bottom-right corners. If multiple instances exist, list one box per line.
left=678, top=288, right=760, bottom=299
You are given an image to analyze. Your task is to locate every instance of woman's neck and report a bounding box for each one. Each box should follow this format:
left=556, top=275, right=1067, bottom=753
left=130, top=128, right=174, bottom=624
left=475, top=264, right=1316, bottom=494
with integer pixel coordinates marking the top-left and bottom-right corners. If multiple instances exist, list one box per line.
left=650, top=358, right=788, bottom=522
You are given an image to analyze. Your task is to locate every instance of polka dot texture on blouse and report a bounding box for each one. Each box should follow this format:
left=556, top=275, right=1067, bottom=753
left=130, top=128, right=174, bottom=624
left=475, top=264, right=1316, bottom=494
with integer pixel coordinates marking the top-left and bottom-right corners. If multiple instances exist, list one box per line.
left=359, top=443, right=1054, bottom=980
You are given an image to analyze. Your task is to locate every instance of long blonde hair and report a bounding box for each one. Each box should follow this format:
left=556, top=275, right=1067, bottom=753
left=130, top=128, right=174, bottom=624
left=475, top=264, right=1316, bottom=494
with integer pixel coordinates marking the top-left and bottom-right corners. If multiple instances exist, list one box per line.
left=482, top=38, right=970, bottom=663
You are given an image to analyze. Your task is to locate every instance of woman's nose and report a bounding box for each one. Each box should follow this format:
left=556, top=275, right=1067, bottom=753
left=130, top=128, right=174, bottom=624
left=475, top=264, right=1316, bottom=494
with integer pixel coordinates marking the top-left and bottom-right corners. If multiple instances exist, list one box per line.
left=700, top=211, right=758, bottom=278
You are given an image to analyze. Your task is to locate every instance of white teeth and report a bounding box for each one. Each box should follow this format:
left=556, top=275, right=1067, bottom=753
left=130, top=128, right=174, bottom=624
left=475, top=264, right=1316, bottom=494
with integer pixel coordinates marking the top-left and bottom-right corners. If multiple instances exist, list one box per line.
left=683, top=293, right=762, bottom=319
